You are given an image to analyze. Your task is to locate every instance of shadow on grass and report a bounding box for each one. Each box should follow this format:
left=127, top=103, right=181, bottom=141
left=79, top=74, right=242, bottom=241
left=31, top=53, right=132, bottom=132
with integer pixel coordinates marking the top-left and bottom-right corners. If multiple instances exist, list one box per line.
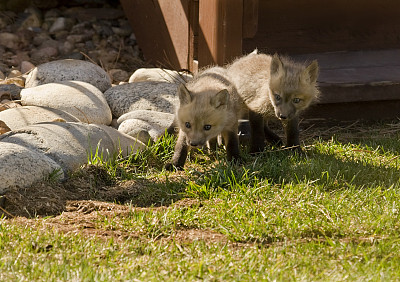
left=1, top=164, right=187, bottom=218
left=187, top=140, right=400, bottom=198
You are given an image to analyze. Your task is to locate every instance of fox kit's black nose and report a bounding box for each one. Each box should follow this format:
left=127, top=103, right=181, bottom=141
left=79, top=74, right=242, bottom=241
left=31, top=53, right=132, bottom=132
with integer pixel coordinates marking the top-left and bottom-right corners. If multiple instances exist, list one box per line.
left=279, top=114, right=287, bottom=120
left=190, top=141, right=199, bottom=147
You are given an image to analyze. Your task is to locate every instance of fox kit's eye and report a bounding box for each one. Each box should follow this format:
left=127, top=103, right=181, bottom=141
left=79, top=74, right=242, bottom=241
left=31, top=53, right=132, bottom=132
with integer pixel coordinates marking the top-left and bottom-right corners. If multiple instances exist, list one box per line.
left=274, top=94, right=281, bottom=101
left=185, top=122, right=191, bottom=128
left=293, top=98, right=301, bottom=103
left=204, top=124, right=211, bottom=131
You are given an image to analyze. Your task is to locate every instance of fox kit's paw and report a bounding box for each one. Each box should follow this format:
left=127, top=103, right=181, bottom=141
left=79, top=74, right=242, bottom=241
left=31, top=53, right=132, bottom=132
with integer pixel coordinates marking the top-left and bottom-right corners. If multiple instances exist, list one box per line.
left=227, top=155, right=242, bottom=166
left=165, top=162, right=183, bottom=171
left=249, top=147, right=262, bottom=154
left=249, top=138, right=267, bottom=154
left=286, top=145, right=304, bottom=155
left=165, top=162, right=175, bottom=171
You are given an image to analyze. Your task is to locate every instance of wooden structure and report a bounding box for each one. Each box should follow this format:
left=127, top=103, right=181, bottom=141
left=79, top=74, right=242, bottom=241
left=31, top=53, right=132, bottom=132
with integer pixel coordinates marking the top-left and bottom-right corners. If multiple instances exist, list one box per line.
left=120, top=0, right=400, bottom=120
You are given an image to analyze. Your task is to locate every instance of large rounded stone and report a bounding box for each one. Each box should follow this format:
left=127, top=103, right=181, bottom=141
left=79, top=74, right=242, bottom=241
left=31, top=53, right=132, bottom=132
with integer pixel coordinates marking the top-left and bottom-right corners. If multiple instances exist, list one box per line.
left=25, top=59, right=112, bottom=92
left=117, top=110, right=175, bottom=143
left=0, top=143, right=64, bottom=193
left=0, top=122, right=145, bottom=174
left=0, top=106, right=80, bottom=130
left=104, top=81, right=178, bottom=118
left=129, top=68, right=192, bottom=84
left=20, top=81, right=112, bottom=125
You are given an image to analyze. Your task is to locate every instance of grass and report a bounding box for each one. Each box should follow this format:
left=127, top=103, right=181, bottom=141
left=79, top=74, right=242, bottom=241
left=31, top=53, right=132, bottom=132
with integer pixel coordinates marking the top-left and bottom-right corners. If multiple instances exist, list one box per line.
left=2, top=121, right=400, bottom=281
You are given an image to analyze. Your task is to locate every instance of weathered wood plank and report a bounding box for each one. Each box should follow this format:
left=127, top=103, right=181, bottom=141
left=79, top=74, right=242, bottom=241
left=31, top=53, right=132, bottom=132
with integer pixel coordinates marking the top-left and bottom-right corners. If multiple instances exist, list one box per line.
left=244, top=0, right=400, bottom=54
left=318, top=66, right=400, bottom=85
left=257, top=49, right=400, bottom=88
left=293, top=49, right=400, bottom=70
left=319, top=83, right=400, bottom=104
left=198, top=0, right=243, bottom=67
left=291, top=50, right=400, bottom=104
left=120, top=0, right=195, bottom=70
left=305, top=100, right=400, bottom=121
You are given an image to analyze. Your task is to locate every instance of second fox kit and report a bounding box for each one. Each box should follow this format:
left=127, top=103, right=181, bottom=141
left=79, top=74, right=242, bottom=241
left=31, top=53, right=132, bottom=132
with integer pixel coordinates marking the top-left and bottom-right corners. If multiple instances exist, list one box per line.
left=227, top=51, right=319, bottom=152
left=166, top=66, right=244, bottom=169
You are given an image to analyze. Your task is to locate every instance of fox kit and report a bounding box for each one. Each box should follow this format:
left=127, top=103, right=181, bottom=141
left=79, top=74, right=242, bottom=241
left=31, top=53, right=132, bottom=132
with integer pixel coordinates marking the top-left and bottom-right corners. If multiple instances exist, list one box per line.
left=227, top=52, right=319, bottom=152
left=166, top=67, right=244, bottom=169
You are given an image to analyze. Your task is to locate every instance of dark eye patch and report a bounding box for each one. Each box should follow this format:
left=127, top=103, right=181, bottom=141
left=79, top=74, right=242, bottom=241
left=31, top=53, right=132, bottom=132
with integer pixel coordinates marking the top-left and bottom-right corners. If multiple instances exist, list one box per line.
left=204, top=124, right=211, bottom=131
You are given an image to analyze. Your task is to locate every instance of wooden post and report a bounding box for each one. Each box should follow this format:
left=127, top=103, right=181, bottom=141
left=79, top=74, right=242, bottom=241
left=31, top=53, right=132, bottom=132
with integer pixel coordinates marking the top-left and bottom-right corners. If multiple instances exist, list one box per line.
left=198, top=0, right=243, bottom=68
left=120, top=0, right=196, bottom=71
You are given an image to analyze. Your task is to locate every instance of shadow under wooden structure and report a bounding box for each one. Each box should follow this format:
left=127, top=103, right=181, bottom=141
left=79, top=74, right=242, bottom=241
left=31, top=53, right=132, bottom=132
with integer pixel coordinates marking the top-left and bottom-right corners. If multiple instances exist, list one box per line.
left=120, top=0, right=400, bottom=121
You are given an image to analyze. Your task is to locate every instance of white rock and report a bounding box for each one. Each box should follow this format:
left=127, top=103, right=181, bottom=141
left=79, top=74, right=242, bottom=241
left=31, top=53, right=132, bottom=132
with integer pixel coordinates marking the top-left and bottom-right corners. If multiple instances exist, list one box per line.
left=0, top=143, right=64, bottom=193
left=117, top=110, right=175, bottom=142
left=49, top=17, right=67, bottom=33
left=129, top=68, right=192, bottom=84
left=104, top=81, right=178, bottom=118
left=117, top=109, right=175, bottom=126
left=0, top=106, right=80, bottom=130
left=25, top=59, right=112, bottom=92
left=0, top=122, right=145, bottom=174
left=20, top=81, right=112, bottom=125
left=118, top=120, right=162, bottom=144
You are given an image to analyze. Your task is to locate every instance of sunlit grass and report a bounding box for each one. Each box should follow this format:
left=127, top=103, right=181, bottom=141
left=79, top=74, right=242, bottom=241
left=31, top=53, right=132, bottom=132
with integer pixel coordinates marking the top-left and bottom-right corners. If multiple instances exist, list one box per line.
left=2, top=121, right=400, bottom=280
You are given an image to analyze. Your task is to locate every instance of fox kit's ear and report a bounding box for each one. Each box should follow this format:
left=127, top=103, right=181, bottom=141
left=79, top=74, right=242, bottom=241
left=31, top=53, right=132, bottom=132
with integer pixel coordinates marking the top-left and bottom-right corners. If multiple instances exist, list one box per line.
left=178, top=84, right=192, bottom=104
left=270, top=53, right=284, bottom=76
left=303, top=60, right=319, bottom=84
left=211, top=89, right=229, bottom=108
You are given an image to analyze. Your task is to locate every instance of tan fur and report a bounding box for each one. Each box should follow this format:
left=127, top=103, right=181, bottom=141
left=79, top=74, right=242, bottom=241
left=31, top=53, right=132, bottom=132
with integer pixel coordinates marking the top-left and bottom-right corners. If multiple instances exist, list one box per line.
left=227, top=51, right=319, bottom=151
left=177, top=67, right=243, bottom=146
left=227, top=52, right=274, bottom=116
left=269, top=54, right=319, bottom=119
left=166, top=66, right=245, bottom=169
left=227, top=52, right=319, bottom=120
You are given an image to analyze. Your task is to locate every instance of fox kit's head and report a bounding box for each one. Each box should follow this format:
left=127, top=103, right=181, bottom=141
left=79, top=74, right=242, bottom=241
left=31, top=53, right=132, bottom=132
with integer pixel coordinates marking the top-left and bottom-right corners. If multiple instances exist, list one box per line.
left=269, top=54, right=319, bottom=120
left=177, top=84, right=229, bottom=147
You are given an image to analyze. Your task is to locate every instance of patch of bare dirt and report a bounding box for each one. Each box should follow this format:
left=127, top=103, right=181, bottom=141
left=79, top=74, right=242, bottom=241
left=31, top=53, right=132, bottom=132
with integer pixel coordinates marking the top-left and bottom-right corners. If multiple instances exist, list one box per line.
left=7, top=198, right=230, bottom=245
left=9, top=201, right=146, bottom=241
left=170, top=229, right=228, bottom=244
left=0, top=164, right=165, bottom=218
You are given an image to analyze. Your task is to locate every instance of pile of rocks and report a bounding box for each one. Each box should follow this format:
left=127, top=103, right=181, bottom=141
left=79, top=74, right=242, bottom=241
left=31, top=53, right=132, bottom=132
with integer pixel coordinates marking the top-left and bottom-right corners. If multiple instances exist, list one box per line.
left=0, top=2, right=193, bottom=193
left=0, top=58, right=191, bottom=193
left=0, top=0, right=151, bottom=83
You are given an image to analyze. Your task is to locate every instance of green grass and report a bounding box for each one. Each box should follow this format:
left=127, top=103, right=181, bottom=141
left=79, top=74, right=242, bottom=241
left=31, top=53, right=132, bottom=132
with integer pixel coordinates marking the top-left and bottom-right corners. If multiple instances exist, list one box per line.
left=2, top=122, right=400, bottom=281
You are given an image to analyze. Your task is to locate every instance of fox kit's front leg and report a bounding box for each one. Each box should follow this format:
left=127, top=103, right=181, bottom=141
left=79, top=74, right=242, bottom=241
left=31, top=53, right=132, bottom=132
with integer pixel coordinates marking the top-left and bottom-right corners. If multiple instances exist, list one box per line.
left=263, top=124, right=283, bottom=146
left=248, top=110, right=265, bottom=153
left=283, top=116, right=301, bottom=150
left=221, top=129, right=240, bottom=162
left=166, top=131, right=189, bottom=170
